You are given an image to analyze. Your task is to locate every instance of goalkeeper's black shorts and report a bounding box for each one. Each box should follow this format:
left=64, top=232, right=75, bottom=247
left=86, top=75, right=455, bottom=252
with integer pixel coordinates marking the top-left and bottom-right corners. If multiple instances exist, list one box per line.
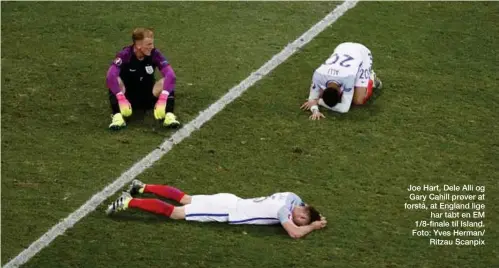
left=108, top=85, right=175, bottom=115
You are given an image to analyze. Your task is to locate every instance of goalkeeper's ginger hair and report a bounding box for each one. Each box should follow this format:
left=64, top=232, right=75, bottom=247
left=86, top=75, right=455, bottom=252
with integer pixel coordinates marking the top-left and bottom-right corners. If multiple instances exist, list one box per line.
left=132, top=28, right=154, bottom=44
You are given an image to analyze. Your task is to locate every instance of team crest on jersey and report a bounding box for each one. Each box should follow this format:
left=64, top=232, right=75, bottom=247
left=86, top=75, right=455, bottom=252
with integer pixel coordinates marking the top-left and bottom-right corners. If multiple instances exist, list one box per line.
left=145, top=65, right=154, bottom=74
left=113, top=57, right=122, bottom=66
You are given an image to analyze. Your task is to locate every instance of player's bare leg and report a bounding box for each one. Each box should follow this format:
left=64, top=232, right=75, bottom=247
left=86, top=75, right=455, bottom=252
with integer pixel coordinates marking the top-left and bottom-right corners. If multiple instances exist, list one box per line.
left=170, top=206, right=186, bottom=219
left=179, top=195, right=192, bottom=205
left=352, top=72, right=382, bottom=105
left=152, top=78, right=180, bottom=128
left=353, top=86, right=369, bottom=105
left=152, top=78, right=164, bottom=98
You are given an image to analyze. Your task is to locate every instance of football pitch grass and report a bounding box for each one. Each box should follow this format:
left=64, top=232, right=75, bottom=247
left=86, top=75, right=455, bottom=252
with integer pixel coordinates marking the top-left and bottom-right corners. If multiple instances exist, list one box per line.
left=2, top=1, right=498, bottom=268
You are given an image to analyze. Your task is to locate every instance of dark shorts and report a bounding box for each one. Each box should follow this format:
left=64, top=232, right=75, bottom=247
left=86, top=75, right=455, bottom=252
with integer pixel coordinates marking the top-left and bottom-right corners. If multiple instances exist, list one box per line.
left=108, top=89, right=155, bottom=111
left=108, top=74, right=176, bottom=115
left=108, top=86, right=175, bottom=111
left=120, top=75, right=156, bottom=109
left=125, top=86, right=157, bottom=110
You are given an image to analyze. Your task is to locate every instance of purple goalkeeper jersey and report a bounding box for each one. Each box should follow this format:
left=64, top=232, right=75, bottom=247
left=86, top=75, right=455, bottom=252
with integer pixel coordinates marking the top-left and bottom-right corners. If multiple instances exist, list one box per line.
left=106, top=45, right=176, bottom=95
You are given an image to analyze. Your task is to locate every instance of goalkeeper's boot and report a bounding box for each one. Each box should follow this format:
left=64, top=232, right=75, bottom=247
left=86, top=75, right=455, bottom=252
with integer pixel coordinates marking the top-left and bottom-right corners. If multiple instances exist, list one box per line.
left=106, top=192, right=132, bottom=215
left=163, top=112, right=181, bottom=128
left=109, top=113, right=126, bottom=131
left=127, top=179, right=145, bottom=196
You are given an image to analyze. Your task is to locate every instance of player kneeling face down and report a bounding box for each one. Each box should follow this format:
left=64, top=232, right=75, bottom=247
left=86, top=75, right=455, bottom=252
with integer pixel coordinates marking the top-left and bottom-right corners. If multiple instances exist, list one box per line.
left=106, top=27, right=181, bottom=130
left=106, top=180, right=328, bottom=239
left=301, top=42, right=383, bottom=120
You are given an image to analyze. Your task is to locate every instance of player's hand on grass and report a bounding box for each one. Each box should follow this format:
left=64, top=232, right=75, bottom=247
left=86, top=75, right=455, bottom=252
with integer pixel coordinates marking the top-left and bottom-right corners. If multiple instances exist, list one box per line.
left=154, top=91, right=169, bottom=120
left=302, top=99, right=325, bottom=120
left=300, top=99, right=318, bottom=111
left=309, top=112, right=325, bottom=121
left=116, top=92, right=132, bottom=117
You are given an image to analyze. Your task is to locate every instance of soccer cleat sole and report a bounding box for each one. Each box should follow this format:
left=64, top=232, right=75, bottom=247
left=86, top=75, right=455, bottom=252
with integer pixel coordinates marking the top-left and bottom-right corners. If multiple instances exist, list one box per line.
left=375, top=79, right=383, bottom=90
left=164, top=121, right=181, bottom=129
left=109, top=125, right=126, bottom=131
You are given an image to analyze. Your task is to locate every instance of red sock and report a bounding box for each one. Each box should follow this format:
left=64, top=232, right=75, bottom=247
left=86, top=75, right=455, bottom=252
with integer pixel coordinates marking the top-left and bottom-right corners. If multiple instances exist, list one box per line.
left=128, top=198, right=174, bottom=217
left=361, top=79, right=374, bottom=104
left=144, top=184, right=185, bottom=202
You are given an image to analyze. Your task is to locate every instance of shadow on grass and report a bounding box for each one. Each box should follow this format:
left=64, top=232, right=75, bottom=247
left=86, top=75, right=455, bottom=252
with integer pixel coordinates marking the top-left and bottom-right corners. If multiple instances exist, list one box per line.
left=106, top=109, right=180, bottom=136
left=105, top=211, right=288, bottom=239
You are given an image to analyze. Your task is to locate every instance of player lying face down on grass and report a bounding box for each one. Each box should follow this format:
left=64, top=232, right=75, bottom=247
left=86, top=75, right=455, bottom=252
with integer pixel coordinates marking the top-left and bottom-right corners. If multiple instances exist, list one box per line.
left=300, top=42, right=383, bottom=120
left=106, top=27, right=180, bottom=130
left=106, top=180, right=327, bottom=239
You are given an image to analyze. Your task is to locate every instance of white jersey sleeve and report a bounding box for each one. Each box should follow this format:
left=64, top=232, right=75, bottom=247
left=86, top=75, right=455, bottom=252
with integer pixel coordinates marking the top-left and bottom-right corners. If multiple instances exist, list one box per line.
left=308, top=82, right=321, bottom=100
left=277, top=193, right=304, bottom=224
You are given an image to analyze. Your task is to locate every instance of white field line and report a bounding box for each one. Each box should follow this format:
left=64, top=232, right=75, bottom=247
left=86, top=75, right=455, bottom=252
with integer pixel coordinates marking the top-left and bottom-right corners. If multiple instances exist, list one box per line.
left=4, top=1, right=358, bottom=267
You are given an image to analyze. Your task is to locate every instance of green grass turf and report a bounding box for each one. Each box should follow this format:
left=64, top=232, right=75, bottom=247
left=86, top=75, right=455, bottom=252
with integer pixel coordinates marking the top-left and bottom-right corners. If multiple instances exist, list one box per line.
left=0, top=0, right=341, bottom=264
left=2, top=1, right=499, bottom=268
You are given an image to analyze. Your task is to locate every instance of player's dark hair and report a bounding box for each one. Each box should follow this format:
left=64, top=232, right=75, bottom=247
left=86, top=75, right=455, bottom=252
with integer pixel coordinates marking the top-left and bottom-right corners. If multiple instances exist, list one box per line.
left=132, top=28, right=154, bottom=43
left=322, top=87, right=342, bottom=107
left=307, top=206, right=321, bottom=223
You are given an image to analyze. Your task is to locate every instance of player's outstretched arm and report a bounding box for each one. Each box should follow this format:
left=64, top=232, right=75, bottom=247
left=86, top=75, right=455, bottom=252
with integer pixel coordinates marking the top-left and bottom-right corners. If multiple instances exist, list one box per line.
left=106, top=64, right=122, bottom=95
left=106, top=57, right=132, bottom=117
left=152, top=49, right=177, bottom=120
left=301, top=83, right=322, bottom=111
left=106, top=63, right=132, bottom=117
left=301, top=84, right=326, bottom=120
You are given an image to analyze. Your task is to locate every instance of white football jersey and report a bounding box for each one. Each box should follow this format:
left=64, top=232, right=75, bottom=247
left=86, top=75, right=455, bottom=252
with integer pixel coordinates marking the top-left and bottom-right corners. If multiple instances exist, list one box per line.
left=228, top=192, right=304, bottom=225
left=309, top=42, right=373, bottom=113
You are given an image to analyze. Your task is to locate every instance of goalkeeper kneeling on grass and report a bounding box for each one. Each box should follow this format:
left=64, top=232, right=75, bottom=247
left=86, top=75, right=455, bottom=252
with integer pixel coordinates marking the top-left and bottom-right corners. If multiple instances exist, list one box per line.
left=106, top=27, right=180, bottom=130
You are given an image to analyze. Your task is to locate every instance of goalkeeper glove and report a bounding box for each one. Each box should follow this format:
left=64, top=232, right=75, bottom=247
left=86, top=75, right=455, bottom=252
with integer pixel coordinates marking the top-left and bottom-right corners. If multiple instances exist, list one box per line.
left=116, top=92, right=132, bottom=117
left=154, top=90, right=169, bottom=120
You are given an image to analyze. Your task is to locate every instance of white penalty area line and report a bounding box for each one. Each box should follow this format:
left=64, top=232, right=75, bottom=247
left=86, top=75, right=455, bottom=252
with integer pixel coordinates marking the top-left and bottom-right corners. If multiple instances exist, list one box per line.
left=4, top=1, right=358, bottom=267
